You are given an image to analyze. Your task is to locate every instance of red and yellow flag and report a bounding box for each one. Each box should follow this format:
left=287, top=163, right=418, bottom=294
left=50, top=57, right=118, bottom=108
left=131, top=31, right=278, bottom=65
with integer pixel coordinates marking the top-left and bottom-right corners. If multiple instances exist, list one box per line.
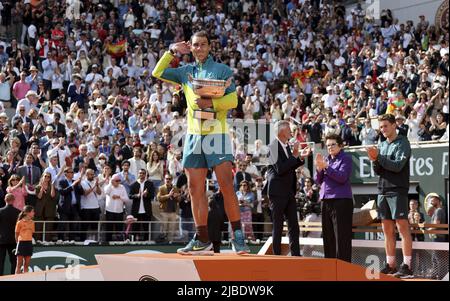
left=106, top=40, right=127, bottom=58
left=292, top=69, right=314, bottom=89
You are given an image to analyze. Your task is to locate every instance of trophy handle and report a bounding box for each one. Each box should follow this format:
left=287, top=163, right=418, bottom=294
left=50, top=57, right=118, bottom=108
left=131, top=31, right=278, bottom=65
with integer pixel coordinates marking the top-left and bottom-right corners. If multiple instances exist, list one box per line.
left=188, top=73, right=193, bottom=83
left=225, top=77, right=232, bottom=88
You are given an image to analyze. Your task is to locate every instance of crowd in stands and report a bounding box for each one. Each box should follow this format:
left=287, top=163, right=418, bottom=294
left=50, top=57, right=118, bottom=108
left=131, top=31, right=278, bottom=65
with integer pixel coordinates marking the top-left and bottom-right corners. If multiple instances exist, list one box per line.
left=0, top=0, right=448, bottom=243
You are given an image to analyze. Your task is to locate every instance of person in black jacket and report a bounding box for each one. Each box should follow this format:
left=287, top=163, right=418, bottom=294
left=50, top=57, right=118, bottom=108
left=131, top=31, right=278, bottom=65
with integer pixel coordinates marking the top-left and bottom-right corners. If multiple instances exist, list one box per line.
left=233, top=161, right=252, bottom=192
left=208, top=188, right=229, bottom=253
left=0, top=194, right=21, bottom=275
left=129, top=169, right=154, bottom=241
left=266, top=120, right=311, bottom=256
left=57, top=167, right=84, bottom=241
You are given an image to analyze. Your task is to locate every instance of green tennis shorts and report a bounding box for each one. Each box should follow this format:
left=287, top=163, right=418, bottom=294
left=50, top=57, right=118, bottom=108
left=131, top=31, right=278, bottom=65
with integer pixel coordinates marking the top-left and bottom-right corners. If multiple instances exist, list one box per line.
left=377, top=191, right=409, bottom=220
left=182, top=133, right=234, bottom=169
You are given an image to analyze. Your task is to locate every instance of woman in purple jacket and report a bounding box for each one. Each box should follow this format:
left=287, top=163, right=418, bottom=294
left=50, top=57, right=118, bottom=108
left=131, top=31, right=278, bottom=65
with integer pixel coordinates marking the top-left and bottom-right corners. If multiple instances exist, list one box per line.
left=314, top=133, right=353, bottom=262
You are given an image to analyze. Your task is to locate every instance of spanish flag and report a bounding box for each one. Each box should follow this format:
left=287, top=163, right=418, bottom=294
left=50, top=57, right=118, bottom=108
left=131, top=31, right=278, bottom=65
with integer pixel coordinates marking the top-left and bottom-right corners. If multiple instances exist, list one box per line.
left=292, top=69, right=314, bottom=90
left=106, top=40, right=127, bottom=58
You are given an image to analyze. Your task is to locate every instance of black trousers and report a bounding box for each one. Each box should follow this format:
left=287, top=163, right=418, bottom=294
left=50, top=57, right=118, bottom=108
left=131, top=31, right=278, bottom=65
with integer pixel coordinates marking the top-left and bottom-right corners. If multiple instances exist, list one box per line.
left=252, top=212, right=265, bottom=240
left=105, top=211, right=124, bottom=242
left=80, top=208, right=101, bottom=241
left=270, top=196, right=300, bottom=256
left=321, top=198, right=353, bottom=263
left=0, top=244, right=16, bottom=276
left=133, top=213, right=152, bottom=241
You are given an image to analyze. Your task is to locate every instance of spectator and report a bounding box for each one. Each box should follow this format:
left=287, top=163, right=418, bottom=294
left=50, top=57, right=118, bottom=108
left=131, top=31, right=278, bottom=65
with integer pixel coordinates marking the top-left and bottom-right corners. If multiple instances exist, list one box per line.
left=35, top=172, right=58, bottom=241
left=395, top=115, right=409, bottom=137
left=406, top=110, right=421, bottom=142
left=146, top=150, right=164, bottom=194
left=207, top=188, right=228, bottom=253
left=16, top=153, right=41, bottom=207
left=57, top=167, right=83, bottom=241
left=117, top=160, right=136, bottom=197
left=408, top=199, right=424, bottom=242
left=252, top=176, right=268, bottom=241
left=430, top=112, right=447, bottom=140
left=157, top=174, right=180, bottom=242
left=178, top=186, right=194, bottom=241
left=360, top=119, right=378, bottom=145
left=236, top=180, right=255, bottom=241
left=426, top=193, right=448, bottom=279
left=79, top=169, right=102, bottom=241
left=129, top=169, right=154, bottom=241
left=233, top=160, right=252, bottom=192
left=6, top=175, right=26, bottom=211
left=104, top=173, right=131, bottom=242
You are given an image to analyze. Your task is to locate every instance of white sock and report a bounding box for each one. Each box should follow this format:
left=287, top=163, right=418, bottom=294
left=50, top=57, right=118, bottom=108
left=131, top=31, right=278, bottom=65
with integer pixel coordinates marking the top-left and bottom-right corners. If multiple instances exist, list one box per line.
left=404, top=256, right=412, bottom=267
left=387, top=256, right=396, bottom=267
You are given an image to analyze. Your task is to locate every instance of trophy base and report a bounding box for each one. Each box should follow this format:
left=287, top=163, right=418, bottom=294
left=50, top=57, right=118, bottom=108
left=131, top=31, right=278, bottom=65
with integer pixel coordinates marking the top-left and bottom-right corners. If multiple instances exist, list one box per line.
left=194, top=110, right=216, bottom=120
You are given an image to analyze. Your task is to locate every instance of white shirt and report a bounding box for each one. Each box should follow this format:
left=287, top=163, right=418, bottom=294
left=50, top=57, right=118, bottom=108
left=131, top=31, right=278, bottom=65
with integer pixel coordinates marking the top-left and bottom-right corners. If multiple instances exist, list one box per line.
left=81, top=179, right=100, bottom=209
left=246, top=163, right=260, bottom=178
left=104, top=183, right=130, bottom=213
left=85, top=72, right=103, bottom=86
left=276, top=137, right=289, bottom=158
left=16, top=98, right=31, bottom=115
left=128, top=158, right=147, bottom=179
left=0, top=82, right=10, bottom=101
left=322, top=93, right=337, bottom=110
left=44, top=164, right=60, bottom=184
left=138, top=180, right=145, bottom=214
left=47, top=146, right=71, bottom=168
left=255, top=188, right=263, bottom=214
left=168, top=159, right=183, bottom=184
left=27, top=24, right=37, bottom=39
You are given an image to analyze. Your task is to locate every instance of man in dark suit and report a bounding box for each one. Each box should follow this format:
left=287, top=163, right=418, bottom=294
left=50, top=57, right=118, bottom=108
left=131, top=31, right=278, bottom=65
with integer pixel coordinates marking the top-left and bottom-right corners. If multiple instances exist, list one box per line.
left=0, top=194, right=21, bottom=275
left=121, top=136, right=134, bottom=161
left=17, top=122, right=33, bottom=154
left=233, top=161, right=252, bottom=191
left=57, top=167, right=84, bottom=241
left=53, top=113, right=67, bottom=138
left=266, top=120, right=311, bottom=256
left=129, top=169, right=155, bottom=241
left=17, top=153, right=42, bottom=207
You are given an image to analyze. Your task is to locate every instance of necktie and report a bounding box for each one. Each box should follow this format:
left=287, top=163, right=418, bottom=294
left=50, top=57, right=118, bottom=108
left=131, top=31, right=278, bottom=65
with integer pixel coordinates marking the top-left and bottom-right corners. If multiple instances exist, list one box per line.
left=28, top=166, right=32, bottom=184
left=286, top=145, right=292, bottom=157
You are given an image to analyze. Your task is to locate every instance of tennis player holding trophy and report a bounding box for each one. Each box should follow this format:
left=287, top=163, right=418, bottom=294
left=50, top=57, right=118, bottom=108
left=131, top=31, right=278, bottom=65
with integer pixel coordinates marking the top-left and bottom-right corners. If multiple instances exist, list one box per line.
left=152, top=31, right=250, bottom=255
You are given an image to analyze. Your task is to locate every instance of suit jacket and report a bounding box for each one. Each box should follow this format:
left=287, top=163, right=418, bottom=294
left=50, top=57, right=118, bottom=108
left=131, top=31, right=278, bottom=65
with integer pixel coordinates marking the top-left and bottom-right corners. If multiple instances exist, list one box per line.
left=129, top=180, right=155, bottom=217
left=58, top=178, right=83, bottom=215
left=121, top=144, right=133, bottom=161
left=17, top=165, right=42, bottom=185
left=265, top=139, right=304, bottom=200
left=157, top=184, right=180, bottom=212
left=0, top=205, right=21, bottom=244
left=233, top=171, right=252, bottom=191
left=17, top=132, right=32, bottom=153
left=11, top=115, right=33, bottom=131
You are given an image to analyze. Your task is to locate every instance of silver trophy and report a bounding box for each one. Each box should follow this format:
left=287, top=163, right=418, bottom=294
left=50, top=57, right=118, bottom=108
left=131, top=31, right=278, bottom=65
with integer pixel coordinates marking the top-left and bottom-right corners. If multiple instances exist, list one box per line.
left=188, top=74, right=232, bottom=120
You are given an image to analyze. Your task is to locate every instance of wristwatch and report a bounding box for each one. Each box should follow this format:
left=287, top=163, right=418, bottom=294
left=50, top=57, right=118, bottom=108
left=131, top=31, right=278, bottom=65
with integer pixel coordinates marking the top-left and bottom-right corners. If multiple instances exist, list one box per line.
left=169, top=47, right=176, bottom=55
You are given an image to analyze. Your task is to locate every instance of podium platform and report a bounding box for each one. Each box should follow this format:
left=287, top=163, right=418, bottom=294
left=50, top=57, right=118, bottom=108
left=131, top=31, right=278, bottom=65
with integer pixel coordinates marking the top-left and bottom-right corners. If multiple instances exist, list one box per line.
left=95, top=253, right=400, bottom=281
